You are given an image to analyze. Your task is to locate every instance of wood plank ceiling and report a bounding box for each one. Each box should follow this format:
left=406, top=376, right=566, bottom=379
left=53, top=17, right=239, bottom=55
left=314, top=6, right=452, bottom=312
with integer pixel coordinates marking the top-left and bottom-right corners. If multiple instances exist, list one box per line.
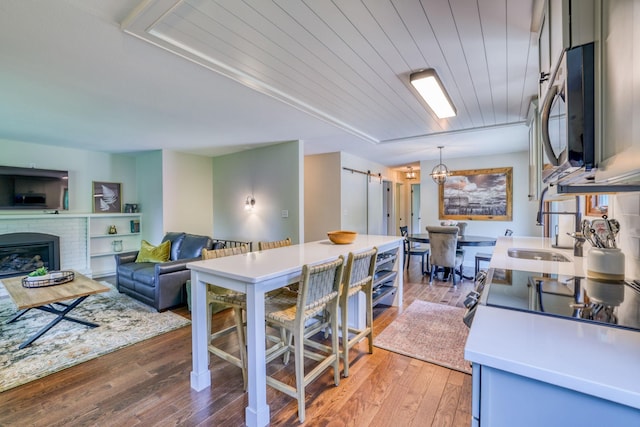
left=123, top=0, right=538, bottom=147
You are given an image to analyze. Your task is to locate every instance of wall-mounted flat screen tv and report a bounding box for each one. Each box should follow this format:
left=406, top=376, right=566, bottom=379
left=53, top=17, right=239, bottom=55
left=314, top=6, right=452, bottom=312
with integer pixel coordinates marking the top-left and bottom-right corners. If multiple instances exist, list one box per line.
left=0, top=166, right=69, bottom=210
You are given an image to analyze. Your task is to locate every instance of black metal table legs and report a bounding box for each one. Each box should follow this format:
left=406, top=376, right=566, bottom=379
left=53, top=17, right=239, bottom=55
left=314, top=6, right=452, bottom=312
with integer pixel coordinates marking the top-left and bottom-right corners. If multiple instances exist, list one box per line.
left=7, top=296, right=99, bottom=349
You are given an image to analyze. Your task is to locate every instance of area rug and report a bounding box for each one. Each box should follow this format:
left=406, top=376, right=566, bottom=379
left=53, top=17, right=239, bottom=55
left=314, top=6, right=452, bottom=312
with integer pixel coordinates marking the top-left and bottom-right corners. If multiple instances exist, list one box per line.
left=0, top=282, right=190, bottom=392
left=374, top=300, right=471, bottom=374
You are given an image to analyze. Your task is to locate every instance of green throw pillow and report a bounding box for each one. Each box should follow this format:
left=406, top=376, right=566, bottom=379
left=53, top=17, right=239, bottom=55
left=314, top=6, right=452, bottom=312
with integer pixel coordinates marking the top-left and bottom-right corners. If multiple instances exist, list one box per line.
left=135, top=240, right=171, bottom=263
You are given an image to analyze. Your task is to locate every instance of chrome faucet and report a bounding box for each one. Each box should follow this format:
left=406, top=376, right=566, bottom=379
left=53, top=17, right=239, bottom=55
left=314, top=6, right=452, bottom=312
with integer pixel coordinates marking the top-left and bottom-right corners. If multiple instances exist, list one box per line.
left=536, top=187, right=582, bottom=253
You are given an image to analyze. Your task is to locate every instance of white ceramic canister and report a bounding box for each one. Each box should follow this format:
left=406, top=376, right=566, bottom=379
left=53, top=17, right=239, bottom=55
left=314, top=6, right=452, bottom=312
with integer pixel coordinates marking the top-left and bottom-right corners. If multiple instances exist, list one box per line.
left=587, top=247, right=625, bottom=281
left=583, top=278, right=625, bottom=306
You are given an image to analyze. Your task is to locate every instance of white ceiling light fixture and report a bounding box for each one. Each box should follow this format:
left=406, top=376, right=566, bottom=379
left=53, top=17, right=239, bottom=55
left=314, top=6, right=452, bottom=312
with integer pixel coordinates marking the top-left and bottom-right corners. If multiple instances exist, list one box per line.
left=410, top=69, right=457, bottom=119
left=430, top=146, right=450, bottom=185
left=405, top=167, right=417, bottom=180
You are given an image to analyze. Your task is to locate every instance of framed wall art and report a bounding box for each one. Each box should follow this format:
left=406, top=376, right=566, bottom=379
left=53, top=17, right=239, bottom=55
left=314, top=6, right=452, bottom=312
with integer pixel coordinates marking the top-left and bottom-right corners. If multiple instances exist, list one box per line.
left=439, top=167, right=512, bottom=221
left=92, top=181, right=122, bottom=213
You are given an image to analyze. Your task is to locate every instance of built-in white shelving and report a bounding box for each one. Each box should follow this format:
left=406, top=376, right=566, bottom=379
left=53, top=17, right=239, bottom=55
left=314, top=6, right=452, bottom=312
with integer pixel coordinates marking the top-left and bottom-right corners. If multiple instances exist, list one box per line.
left=88, top=213, right=142, bottom=277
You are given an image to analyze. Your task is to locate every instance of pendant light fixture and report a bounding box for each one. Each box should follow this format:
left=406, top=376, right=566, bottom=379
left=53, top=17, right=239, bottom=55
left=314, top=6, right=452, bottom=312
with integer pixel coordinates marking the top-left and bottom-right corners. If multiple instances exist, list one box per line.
left=430, top=146, right=450, bottom=185
left=405, top=166, right=417, bottom=180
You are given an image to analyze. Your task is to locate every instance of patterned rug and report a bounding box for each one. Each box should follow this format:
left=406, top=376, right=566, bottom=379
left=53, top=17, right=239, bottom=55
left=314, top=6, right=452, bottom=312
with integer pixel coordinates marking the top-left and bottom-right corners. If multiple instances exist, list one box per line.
left=0, top=282, right=190, bottom=392
left=374, top=300, right=471, bottom=374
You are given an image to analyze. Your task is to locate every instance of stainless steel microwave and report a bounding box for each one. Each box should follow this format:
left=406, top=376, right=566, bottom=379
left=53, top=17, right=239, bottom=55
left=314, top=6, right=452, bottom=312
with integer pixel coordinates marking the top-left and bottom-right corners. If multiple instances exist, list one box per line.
left=540, top=42, right=595, bottom=184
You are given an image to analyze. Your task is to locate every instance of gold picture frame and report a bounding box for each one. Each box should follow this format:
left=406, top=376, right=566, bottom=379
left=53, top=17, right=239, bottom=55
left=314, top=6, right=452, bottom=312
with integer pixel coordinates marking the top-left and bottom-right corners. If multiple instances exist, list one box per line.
left=92, top=181, right=122, bottom=213
left=439, top=167, right=513, bottom=221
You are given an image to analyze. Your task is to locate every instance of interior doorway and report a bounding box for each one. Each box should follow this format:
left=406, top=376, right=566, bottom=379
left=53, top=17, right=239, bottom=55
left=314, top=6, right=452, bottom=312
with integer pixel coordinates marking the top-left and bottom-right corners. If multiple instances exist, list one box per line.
left=382, top=180, right=394, bottom=235
left=410, top=183, right=421, bottom=234
left=396, top=182, right=405, bottom=235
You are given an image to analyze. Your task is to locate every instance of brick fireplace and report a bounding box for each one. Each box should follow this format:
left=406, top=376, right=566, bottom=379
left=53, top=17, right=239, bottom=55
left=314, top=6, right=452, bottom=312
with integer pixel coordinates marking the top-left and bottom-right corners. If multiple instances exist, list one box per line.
left=0, top=215, right=89, bottom=276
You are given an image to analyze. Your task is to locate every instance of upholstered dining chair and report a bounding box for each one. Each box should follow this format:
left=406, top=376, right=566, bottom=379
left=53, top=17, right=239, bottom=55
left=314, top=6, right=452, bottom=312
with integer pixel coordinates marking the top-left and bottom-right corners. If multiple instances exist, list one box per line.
left=340, top=247, right=378, bottom=378
left=440, top=221, right=467, bottom=236
left=202, top=245, right=250, bottom=390
left=440, top=221, right=467, bottom=258
left=426, top=226, right=464, bottom=286
left=258, top=237, right=292, bottom=250
left=264, top=256, right=345, bottom=423
left=399, top=226, right=429, bottom=273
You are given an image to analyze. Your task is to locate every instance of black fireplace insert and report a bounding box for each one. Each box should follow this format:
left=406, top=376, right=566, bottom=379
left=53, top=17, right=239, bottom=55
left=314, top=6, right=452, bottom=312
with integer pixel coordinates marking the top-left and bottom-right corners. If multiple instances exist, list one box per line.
left=0, top=232, right=60, bottom=279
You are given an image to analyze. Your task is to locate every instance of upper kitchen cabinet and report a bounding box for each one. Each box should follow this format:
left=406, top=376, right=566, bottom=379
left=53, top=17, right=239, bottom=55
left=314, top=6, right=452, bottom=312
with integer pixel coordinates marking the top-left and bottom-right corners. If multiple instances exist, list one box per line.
left=595, top=0, right=640, bottom=185
left=537, top=0, right=595, bottom=103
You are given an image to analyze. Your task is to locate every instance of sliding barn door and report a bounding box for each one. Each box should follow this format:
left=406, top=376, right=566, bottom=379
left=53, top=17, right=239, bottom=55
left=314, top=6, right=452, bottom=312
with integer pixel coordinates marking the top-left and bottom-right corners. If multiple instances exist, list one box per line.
left=341, top=170, right=385, bottom=234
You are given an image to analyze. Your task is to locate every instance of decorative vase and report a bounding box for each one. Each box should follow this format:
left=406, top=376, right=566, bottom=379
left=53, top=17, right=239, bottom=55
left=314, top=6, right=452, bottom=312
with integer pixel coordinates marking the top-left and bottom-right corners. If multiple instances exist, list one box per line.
left=112, top=240, right=123, bottom=252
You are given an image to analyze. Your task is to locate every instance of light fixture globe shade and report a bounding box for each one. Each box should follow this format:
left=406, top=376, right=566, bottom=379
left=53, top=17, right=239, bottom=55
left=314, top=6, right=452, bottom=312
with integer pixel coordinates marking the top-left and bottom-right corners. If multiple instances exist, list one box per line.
left=431, top=163, right=449, bottom=184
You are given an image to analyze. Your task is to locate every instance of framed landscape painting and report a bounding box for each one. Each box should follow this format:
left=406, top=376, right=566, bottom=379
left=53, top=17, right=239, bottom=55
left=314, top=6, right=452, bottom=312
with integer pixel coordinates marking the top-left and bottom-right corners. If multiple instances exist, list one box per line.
left=92, top=181, right=122, bottom=213
left=439, top=167, right=512, bottom=221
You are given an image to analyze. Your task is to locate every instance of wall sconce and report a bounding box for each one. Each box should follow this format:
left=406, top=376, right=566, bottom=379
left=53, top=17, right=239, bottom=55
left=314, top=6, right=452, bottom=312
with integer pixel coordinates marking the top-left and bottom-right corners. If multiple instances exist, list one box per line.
left=405, top=167, right=417, bottom=180
left=244, top=195, right=256, bottom=211
left=430, top=146, right=450, bottom=185
left=410, top=69, right=456, bottom=119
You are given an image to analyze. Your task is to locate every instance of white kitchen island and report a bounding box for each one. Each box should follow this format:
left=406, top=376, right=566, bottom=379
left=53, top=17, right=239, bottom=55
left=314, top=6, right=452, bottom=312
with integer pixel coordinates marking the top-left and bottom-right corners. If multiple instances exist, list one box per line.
left=187, top=235, right=403, bottom=427
left=465, top=236, right=640, bottom=426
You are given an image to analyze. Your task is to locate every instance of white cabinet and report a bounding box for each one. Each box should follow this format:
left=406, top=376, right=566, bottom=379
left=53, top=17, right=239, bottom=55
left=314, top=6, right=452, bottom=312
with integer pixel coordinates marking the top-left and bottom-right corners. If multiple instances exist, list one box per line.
left=89, top=213, right=141, bottom=277
left=471, top=363, right=640, bottom=426
left=594, top=0, right=640, bottom=184
left=537, top=5, right=552, bottom=103
left=538, top=0, right=595, bottom=103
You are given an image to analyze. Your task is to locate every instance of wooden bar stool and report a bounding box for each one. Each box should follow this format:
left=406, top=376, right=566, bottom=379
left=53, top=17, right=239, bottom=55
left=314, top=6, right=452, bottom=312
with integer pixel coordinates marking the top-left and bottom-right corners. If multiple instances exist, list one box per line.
left=341, top=247, right=378, bottom=377
left=264, top=256, right=345, bottom=423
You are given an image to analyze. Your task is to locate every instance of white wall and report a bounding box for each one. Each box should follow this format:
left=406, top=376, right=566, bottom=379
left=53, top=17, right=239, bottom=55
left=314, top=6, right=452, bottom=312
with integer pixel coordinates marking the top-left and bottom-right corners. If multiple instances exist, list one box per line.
left=0, top=138, right=137, bottom=214
left=612, top=193, right=640, bottom=279
left=162, top=150, right=214, bottom=237
left=305, top=153, right=342, bottom=242
left=135, top=150, right=163, bottom=244
left=212, top=141, right=302, bottom=245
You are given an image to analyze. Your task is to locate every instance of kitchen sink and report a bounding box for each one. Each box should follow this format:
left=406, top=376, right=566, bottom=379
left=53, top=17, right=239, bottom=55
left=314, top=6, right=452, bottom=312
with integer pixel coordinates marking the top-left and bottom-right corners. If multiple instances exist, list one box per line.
left=507, top=248, right=571, bottom=262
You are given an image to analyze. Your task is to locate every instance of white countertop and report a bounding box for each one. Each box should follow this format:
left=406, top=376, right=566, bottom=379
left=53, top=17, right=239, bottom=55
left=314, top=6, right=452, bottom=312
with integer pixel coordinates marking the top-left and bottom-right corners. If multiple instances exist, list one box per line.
left=188, top=234, right=402, bottom=283
left=465, top=236, right=640, bottom=410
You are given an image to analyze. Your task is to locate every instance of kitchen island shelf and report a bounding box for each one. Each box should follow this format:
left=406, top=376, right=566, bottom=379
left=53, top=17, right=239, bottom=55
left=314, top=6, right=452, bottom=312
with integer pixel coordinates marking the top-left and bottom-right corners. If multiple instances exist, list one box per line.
left=372, top=247, right=399, bottom=307
left=372, top=284, right=396, bottom=307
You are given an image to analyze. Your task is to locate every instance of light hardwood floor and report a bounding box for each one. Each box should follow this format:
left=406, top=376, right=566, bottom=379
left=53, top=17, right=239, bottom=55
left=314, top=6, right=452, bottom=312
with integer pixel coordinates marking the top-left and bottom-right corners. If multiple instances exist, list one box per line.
left=0, top=260, right=476, bottom=426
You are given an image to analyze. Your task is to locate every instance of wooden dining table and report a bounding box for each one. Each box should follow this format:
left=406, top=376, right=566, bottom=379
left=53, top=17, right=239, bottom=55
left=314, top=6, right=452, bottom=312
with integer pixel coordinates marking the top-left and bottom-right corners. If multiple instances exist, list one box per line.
left=187, top=234, right=403, bottom=427
left=407, top=233, right=497, bottom=279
